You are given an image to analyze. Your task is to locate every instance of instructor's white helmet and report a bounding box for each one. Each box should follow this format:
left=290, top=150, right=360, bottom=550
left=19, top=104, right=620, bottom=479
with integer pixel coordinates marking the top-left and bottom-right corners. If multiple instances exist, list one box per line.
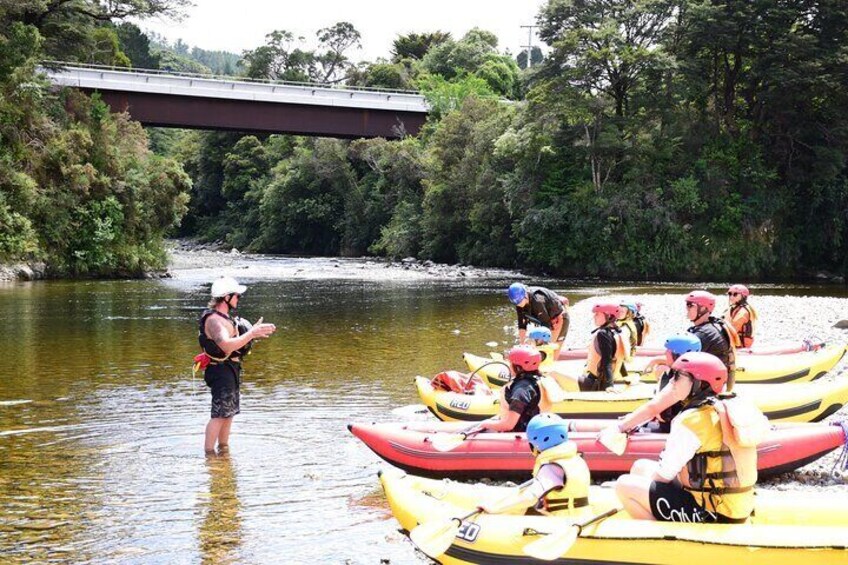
left=210, top=276, right=246, bottom=298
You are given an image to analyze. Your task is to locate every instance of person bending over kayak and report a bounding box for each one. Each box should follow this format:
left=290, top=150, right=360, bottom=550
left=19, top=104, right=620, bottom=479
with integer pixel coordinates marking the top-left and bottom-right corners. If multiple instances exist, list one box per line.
left=685, top=290, right=739, bottom=390
left=480, top=413, right=591, bottom=515
left=507, top=283, right=570, bottom=347
left=614, top=352, right=757, bottom=524
left=724, top=284, right=758, bottom=348
left=469, top=346, right=548, bottom=434
left=601, top=334, right=702, bottom=437
left=554, top=302, right=625, bottom=392
left=198, top=277, right=276, bottom=453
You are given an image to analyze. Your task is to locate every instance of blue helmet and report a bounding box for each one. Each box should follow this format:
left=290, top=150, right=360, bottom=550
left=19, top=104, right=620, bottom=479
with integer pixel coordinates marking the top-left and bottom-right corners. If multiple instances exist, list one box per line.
left=508, top=283, right=528, bottom=305
left=528, top=326, right=552, bottom=344
left=664, top=334, right=702, bottom=356
left=620, top=301, right=638, bottom=315
left=526, top=413, right=569, bottom=452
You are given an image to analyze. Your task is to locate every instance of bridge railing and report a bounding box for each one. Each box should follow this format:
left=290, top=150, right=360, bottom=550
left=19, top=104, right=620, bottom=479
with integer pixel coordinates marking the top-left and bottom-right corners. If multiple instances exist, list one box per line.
left=41, top=60, right=422, bottom=96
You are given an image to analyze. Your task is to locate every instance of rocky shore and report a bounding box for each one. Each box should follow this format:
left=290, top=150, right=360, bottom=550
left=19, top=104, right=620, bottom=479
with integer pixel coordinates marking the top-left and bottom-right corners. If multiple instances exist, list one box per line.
left=166, top=238, right=525, bottom=280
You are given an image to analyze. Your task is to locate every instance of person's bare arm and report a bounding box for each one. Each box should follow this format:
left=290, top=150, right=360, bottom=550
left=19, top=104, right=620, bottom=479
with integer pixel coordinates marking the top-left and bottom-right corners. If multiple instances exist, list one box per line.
left=206, top=316, right=276, bottom=356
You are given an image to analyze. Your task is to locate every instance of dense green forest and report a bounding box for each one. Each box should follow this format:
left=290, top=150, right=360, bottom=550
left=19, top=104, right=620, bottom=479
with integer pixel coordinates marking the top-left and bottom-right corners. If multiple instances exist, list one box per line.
left=1, top=1, right=847, bottom=280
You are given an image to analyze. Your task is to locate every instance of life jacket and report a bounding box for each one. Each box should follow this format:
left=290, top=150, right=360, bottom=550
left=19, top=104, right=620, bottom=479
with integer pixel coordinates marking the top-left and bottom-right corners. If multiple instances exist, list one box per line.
left=520, top=286, right=564, bottom=326
left=725, top=302, right=757, bottom=348
left=618, top=318, right=638, bottom=360
left=676, top=401, right=758, bottom=521
left=532, top=441, right=591, bottom=514
left=502, top=373, right=546, bottom=431
left=198, top=309, right=236, bottom=362
left=689, top=317, right=739, bottom=390
left=586, top=325, right=626, bottom=387
left=633, top=314, right=650, bottom=346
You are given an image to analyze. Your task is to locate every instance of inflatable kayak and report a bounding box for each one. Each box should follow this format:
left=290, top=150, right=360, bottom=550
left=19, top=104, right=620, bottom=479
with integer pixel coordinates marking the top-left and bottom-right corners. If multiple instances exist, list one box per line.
left=350, top=421, right=847, bottom=481
left=464, top=343, right=847, bottom=388
left=415, top=375, right=848, bottom=423
left=557, top=339, right=828, bottom=360
left=379, top=467, right=848, bottom=565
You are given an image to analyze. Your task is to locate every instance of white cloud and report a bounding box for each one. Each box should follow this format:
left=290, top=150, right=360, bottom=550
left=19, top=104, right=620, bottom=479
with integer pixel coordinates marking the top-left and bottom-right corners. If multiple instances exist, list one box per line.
left=141, top=0, right=548, bottom=62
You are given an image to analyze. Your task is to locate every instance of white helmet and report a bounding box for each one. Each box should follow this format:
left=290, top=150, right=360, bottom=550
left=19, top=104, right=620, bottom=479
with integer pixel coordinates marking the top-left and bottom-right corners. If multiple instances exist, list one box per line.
left=210, top=276, right=246, bottom=298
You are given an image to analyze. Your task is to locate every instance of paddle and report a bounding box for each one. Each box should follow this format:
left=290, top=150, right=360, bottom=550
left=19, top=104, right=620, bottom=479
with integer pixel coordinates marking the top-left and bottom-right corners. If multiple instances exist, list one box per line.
left=430, top=426, right=482, bottom=452
left=597, top=426, right=628, bottom=456
left=409, top=508, right=482, bottom=558
left=522, top=506, right=622, bottom=561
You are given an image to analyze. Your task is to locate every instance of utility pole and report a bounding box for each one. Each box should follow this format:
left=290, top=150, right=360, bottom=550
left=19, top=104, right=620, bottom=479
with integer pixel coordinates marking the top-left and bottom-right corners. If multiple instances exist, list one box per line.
left=520, top=24, right=538, bottom=68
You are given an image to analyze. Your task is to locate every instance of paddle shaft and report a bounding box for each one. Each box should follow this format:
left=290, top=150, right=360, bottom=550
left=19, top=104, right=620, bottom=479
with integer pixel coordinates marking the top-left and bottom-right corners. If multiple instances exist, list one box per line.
left=575, top=507, right=620, bottom=532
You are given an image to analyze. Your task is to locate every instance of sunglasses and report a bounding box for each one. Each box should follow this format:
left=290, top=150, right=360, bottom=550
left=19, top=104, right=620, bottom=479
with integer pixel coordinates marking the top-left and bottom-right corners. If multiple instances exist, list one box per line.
left=685, top=302, right=697, bottom=309
left=727, top=292, right=739, bottom=297
left=673, top=371, right=694, bottom=382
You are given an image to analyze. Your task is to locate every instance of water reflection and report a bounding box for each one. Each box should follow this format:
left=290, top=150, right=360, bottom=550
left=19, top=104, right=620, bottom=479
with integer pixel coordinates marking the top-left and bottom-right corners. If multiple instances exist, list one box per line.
left=199, top=453, right=243, bottom=565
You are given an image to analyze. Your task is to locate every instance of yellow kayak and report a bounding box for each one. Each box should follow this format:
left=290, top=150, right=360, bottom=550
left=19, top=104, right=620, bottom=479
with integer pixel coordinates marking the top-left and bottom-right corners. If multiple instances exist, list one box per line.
left=464, top=343, right=847, bottom=388
left=379, top=467, right=848, bottom=565
left=415, top=373, right=848, bottom=423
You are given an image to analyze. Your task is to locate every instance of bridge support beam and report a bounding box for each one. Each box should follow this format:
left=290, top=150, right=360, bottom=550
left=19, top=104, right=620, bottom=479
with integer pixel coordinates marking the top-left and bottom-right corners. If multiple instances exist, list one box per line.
left=90, top=90, right=426, bottom=139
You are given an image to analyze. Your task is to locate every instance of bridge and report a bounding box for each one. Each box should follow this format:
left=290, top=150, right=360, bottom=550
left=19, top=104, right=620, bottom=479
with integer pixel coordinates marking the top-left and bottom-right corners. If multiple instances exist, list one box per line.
left=42, top=63, right=429, bottom=139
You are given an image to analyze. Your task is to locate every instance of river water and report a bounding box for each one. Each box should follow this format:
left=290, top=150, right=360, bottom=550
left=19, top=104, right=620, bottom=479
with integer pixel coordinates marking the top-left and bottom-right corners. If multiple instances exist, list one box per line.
left=1, top=256, right=847, bottom=564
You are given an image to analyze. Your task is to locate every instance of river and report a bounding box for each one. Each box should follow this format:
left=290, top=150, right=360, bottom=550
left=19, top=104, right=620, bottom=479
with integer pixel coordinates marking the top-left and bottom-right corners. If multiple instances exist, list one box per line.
left=1, top=254, right=847, bottom=564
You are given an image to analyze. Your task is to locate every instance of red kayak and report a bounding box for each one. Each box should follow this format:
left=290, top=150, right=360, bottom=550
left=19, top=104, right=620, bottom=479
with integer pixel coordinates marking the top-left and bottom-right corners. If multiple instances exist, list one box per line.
left=557, top=339, right=826, bottom=360
left=349, top=420, right=847, bottom=481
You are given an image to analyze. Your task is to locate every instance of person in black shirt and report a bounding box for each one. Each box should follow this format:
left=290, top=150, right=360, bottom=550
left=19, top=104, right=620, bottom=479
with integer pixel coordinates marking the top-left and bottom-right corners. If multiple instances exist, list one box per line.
left=685, top=290, right=738, bottom=390
left=507, top=283, right=570, bottom=346
left=469, top=346, right=544, bottom=433
left=552, top=302, right=625, bottom=392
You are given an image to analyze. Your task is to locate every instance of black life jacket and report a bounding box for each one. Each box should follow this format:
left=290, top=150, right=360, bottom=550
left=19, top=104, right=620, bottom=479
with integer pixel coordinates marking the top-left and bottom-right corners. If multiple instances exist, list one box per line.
left=198, top=309, right=236, bottom=361
left=633, top=314, right=648, bottom=346
left=503, top=372, right=542, bottom=432
left=523, top=286, right=564, bottom=324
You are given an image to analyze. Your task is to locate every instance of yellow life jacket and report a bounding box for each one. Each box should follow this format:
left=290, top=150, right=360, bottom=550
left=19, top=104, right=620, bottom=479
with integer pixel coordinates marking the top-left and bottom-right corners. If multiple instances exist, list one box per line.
left=585, top=326, right=626, bottom=385
left=618, top=318, right=638, bottom=360
left=677, top=404, right=756, bottom=521
left=532, top=441, right=591, bottom=514
left=536, top=343, right=559, bottom=368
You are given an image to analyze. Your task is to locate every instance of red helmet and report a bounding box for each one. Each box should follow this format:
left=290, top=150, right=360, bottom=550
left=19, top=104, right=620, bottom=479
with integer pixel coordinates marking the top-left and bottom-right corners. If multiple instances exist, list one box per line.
left=727, top=284, right=750, bottom=297
left=671, top=352, right=727, bottom=394
left=508, top=345, right=542, bottom=372
left=592, top=302, right=620, bottom=317
left=685, top=290, right=716, bottom=313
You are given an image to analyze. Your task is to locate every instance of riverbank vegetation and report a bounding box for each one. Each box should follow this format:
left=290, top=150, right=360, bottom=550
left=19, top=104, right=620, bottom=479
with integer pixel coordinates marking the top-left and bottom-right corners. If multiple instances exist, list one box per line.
left=0, top=1, right=191, bottom=277
left=1, top=1, right=846, bottom=280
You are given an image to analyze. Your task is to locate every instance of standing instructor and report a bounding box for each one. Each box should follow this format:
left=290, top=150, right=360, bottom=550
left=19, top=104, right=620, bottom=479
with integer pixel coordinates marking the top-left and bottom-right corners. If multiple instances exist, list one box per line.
left=198, top=277, right=276, bottom=453
left=507, top=283, right=570, bottom=346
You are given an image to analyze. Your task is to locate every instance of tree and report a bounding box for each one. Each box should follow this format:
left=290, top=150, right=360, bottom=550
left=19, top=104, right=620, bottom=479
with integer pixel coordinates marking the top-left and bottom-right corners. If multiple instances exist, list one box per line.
left=116, top=22, right=160, bottom=68
left=537, top=0, right=674, bottom=118
left=314, top=22, right=361, bottom=84
left=391, top=31, right=452, bottom=62
left=240, top=30, right=314, bottom=82
left=516, top=46, right=543, bottom=69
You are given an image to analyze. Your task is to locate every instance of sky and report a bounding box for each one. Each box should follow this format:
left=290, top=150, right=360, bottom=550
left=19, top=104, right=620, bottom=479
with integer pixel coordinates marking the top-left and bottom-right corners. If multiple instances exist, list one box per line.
left=141, top=0, right=549, bottom=62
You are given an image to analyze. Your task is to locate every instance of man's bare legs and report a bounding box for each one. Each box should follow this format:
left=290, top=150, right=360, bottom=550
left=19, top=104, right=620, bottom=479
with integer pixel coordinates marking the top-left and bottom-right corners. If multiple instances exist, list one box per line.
left=205, top=417, right=234, bottom=453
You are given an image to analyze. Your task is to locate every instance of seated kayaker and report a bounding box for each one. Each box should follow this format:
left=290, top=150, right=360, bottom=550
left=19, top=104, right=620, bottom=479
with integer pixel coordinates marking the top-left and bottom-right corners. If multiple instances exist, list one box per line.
left=632, top=302, right=651, bottom=346
left=616, top=301, right=640, bottom=364
left=686, top=290, right=740, bottom=390
left=529, top=326, right=552, bottom=347
left=614, top=352, right=757, bottom=524
left=469, top=346, right=547, bottom=433
left=724, top=284, right=757, bottom=348
left=480, top=413, right=590, bottom=515
left=553, top=302, right=625, bottom=392
left=603, top=333, right=703, bottom=436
